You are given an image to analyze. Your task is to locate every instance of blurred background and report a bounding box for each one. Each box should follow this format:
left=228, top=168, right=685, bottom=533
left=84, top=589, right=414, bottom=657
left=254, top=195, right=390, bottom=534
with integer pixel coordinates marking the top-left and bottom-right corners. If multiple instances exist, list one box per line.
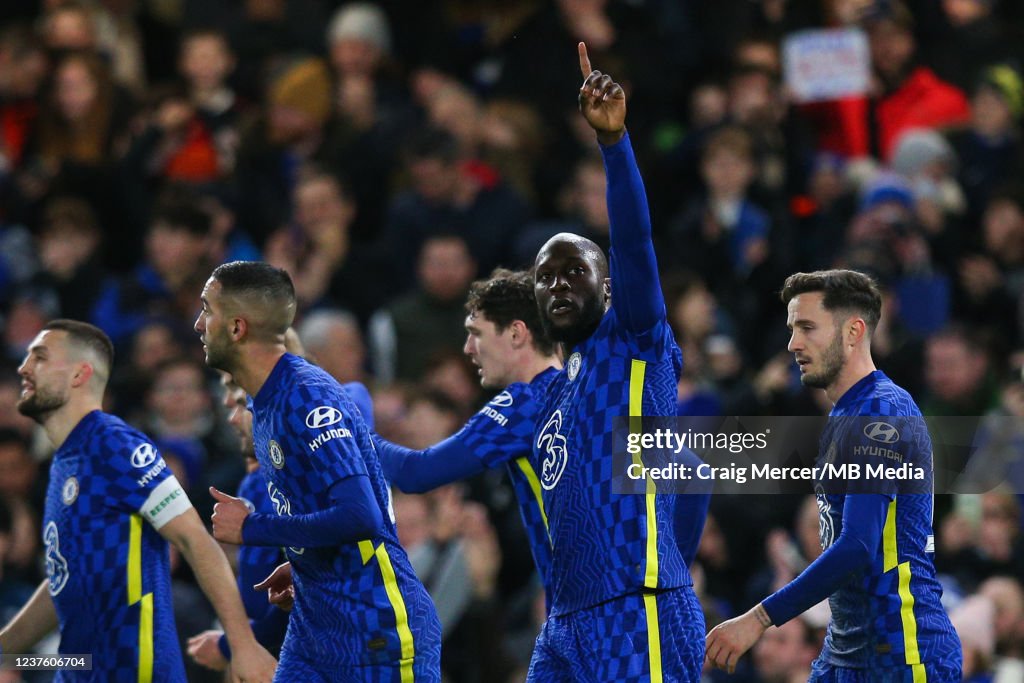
left=0, top=0, right=1022, bottom=681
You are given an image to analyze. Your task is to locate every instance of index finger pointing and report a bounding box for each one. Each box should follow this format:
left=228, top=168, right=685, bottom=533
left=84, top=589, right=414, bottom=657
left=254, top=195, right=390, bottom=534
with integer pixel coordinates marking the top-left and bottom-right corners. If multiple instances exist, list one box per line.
left=578, top=42, right=591, bottom=80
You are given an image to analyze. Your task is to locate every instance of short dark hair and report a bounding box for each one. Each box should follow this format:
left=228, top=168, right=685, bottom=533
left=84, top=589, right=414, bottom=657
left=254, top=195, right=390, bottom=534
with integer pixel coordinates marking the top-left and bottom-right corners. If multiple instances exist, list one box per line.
left=780, top=270, right=883, bottom=333
left=466, top=268, right=557, bottom=357
left=211, top=261, right=296, bottom=335
left=42, top=319, right=115, bottom=373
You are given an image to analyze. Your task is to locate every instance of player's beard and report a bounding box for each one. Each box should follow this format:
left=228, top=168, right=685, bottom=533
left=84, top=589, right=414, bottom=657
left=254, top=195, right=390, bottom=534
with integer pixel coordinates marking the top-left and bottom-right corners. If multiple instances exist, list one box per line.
left=17, top=384, right=69, bottom=423
left=542, top=295, right=605, bottom=351
left=204, top=331, right=239, bottom=374
left=800, top=328, right=845, bottom=389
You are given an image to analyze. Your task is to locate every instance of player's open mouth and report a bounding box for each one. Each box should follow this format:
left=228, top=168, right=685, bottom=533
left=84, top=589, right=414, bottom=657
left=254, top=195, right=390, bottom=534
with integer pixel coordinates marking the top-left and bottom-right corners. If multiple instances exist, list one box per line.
left=550, top=300, right=575, bottom=316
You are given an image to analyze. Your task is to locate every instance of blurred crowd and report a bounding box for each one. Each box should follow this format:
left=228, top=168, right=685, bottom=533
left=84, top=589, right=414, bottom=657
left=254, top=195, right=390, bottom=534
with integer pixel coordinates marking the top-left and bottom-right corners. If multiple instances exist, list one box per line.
left=0, top=0, right=1023, bottom=681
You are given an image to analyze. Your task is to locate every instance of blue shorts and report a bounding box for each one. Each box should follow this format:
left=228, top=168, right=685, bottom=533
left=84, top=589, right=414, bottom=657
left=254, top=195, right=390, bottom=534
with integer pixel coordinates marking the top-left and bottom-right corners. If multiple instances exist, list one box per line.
left=526, top=586, right=704, bottom=683
left=273, top=640, right=441, bottom=683
left=808, top=657, right=961, bottom=683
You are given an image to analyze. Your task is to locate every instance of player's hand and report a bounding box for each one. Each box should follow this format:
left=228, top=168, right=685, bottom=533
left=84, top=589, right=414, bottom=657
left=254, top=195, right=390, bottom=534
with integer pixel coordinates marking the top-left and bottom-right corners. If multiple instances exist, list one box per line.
left=228, top=640, right=277, bottom=683
left=255, top=561, right=295, bottom=612
left=577, top=42, right=625, bottom=145
left=210, top=487, right=250, bottom=545
left=186, top=629, right=228, bottom=671
left=705, top=606, right=770, bottom=674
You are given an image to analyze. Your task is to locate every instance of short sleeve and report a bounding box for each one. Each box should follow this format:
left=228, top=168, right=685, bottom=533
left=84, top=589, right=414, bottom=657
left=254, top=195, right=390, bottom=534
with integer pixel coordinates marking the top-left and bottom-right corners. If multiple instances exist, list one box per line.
left=455, top=382, right=539, bottom=469
left=101, top=430, right=193, bottom=529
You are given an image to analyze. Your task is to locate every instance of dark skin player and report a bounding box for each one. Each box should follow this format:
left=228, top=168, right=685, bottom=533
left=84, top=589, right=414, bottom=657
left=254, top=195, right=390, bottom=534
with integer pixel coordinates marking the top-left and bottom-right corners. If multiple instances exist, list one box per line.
left=533, top=44, right=622, bottom=350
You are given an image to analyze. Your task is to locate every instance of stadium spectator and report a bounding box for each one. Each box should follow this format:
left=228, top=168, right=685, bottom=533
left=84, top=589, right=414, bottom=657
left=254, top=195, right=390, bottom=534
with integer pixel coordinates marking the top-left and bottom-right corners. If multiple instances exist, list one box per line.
left=0, top=429, right=40, bottom=584
left=30, top=196, right=105, bottom=322
left=92, top=194, right=214, bottom=345
left=378, top=127, right=530, bottom=289
left=368, top=234, right=477, bottom=383
left=807, top=1, right=971, bottom=162
left=234, top=57, right=334, bottom=245
left=264, top=168, right=381, bottom=319
left=948, top=65, right=1024, bottom=224
left=921, top=326, right=1000, bottom=416
left=295, top=309, right=367, bottom=384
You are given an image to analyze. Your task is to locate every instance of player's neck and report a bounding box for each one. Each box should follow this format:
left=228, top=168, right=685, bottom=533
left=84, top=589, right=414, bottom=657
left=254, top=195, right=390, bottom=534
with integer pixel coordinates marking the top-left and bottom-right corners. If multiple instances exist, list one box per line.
left=516, top=352, right=562, bottom=384
left=826, top=355, right=877, bottom=405
left=231, top=345, right=288, bottom=398
left=43, top=396, right=103, bottom=450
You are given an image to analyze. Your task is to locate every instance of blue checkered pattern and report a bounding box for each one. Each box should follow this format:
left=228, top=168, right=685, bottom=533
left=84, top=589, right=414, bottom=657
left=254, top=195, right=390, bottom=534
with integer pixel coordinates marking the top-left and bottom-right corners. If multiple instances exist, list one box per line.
left=44, top=410, right=186, bottom=682
left=816, top=371, right=961, bottom=672
left=276, top=625, right=441, bottom=683
left=236, top=469, right=285, bottom=619
left=526, top=586, right=703, bottom=682
left=251, top=354, right=441, bottom=671
left=455, top=367, right=557, bottom=594
left=533, top=310, right=690, bottom=617
left=808, top=656, right=961, bottom=682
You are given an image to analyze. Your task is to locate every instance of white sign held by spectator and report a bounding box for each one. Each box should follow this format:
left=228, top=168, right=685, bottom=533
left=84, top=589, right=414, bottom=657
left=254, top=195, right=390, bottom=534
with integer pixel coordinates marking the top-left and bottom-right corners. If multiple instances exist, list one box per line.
left=783, top=28, right=870, bottom=103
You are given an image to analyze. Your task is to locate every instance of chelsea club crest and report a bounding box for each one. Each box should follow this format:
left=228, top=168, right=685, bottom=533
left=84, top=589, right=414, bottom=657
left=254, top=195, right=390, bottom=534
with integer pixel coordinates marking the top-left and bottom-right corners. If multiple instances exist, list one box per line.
left=567, top=352, right=582, bottom=381
left=269, top=440, right=285, bottom=469
left=61, top=476, right=79, bottom=505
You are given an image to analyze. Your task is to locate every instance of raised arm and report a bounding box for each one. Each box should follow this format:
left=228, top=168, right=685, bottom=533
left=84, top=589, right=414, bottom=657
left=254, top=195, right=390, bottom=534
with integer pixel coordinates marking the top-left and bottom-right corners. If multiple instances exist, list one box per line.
left=578, top=43, right=665, bottom=334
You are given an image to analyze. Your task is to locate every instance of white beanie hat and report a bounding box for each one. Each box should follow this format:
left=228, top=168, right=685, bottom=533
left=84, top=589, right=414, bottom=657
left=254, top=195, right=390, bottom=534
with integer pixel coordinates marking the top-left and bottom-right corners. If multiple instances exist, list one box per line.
left=327, top=3, right=392, bottom=55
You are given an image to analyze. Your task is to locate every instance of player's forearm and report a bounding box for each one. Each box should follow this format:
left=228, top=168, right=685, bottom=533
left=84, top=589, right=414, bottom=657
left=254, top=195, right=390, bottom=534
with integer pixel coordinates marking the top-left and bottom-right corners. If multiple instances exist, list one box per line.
left=761, top=494, right=887, bottom=625
left=243, top=475, right=383, bottom=547
left=179, top=531, right=260, bottom=651
left=373, top=434, right=483, bottom=493
left=218, top=605, right=289, bottom=661
left=601, top=132, right=665, bottom=331
left=602, top=132, right=652, bottom=245
left=0, top=581, right=58, bottom=654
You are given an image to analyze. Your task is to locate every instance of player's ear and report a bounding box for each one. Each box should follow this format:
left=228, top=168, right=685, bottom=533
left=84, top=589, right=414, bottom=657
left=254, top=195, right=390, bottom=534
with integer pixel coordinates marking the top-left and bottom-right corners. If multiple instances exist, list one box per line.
left=70, top=361, right=94, bottom=388
left=603, top=278, right=611, bottom=302
left=230, top=317, right=247, bottom=342
left=847, top=317, right=867, bottom=346
left=509, top=320, right=530, bottom=349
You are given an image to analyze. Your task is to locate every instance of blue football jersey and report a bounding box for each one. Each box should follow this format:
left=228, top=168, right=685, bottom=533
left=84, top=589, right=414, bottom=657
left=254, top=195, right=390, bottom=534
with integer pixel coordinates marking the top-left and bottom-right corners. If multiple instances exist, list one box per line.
left=817, top=371, right=961, bottom=669
left=534, top=310, right=690, bottom=616
left=43, top=410, right=191, bottom=682
left=235, top=469, right=282, bottom=619
left=454, top=367, right=558, bottom=593
left=250, top=353, right=440, bottom=670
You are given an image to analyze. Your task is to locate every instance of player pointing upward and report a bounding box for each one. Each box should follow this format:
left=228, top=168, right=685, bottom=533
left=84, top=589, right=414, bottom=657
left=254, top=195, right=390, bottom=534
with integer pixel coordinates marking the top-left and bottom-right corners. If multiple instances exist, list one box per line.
left=524, top=44, right=705, bottom=682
